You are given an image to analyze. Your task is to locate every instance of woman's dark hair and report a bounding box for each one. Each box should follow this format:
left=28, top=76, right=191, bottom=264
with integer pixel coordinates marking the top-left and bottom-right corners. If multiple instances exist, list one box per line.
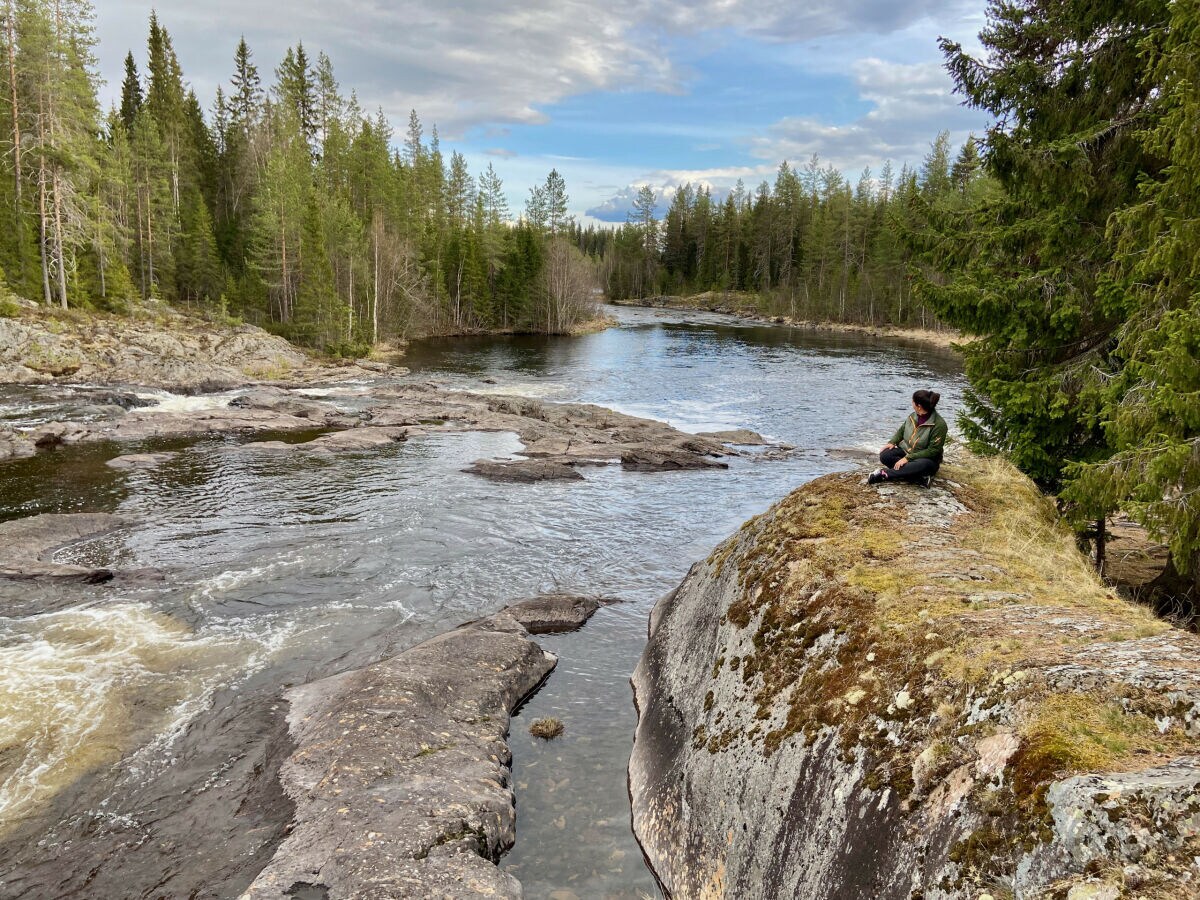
left=912, top=389, right=940, bottom=412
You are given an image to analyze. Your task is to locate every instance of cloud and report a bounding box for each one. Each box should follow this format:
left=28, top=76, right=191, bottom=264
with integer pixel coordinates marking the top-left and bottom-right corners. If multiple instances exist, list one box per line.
left=649, top=0, right=977, bottom=43
left=96, top=0, right=977, bottom=137
left=484, top=148, right=518, bottom=159
left=585, top=166, right=773, bottom=221
left=747, top=58, right=987, bottom=173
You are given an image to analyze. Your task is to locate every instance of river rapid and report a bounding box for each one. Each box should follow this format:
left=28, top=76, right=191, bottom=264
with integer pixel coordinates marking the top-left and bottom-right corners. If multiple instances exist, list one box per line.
left=0, top=307, right=963, bottom=899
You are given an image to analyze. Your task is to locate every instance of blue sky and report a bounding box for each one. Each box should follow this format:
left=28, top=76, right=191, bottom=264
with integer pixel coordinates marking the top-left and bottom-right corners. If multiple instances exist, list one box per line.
left=95, top=0, right=992, bottom=225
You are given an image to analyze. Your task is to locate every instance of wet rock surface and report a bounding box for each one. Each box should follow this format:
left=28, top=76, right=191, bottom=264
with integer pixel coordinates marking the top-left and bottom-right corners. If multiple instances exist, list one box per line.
left=0, top=427, right=34, bottom=461
left=105, top=451, right=179, bottom=470
left=463, top=457, right=584, bottom=482
left=0, top=512, right=127, bottom=582
left=630, top=460, right=1200, bottom=899
left=1, top=383, right=772, bottom=484
left=505, top=593, right=617, bottom=633
left=243, top=594, right=604, bottom=900
left=697, top=428, right=769, bottom=446
left=620, top=447, right=729, bottom=471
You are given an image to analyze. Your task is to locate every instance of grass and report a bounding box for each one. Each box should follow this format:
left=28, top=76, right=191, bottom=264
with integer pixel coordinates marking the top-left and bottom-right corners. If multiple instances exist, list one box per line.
left=529, top=717, right=564, bottom=740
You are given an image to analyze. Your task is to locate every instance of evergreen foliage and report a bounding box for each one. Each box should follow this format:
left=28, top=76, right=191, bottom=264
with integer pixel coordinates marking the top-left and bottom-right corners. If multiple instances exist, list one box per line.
left=587, top=149, right=976, bottom=329
left=0, top=8, right=599, bottom=345
left=920, top=0, right=1198, bottom=605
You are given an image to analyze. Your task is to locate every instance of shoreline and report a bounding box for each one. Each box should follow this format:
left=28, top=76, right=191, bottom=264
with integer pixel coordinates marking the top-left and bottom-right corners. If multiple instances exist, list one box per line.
left=611, top=295, right=963, bottom=350
left=0, top=303, right=620, bottom=395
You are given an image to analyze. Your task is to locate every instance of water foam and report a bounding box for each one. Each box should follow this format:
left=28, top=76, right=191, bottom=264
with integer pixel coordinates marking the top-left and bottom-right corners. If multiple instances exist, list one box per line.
left=133, top=389, right=241, bottom=413
left=0, top=602, right=283, bottom=830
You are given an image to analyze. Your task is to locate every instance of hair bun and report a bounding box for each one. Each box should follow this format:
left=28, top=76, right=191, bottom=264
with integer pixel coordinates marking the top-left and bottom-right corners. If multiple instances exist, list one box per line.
left=929, top=391, right=941, bottom=407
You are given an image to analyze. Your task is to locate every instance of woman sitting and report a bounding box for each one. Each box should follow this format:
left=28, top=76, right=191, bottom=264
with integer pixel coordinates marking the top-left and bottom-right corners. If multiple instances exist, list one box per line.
left=867, top=389, right=948, bottom=487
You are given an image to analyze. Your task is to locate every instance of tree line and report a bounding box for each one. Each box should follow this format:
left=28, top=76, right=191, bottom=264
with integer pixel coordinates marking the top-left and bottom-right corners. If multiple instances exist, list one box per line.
left=913, top=0, right=1200, bottom=615
left=0, top=4, right=598, bottom=352
left=581, top=133, right=985, bottom=329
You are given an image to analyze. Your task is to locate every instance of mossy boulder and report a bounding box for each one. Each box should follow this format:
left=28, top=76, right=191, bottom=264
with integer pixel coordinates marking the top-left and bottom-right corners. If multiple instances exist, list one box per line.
left=630, top=455, right=1200, bottom=899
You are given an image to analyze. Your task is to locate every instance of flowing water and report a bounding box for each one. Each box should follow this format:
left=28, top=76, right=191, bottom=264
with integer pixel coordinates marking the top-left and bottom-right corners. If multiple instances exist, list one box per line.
left=0, top=307, right=963, bottom=899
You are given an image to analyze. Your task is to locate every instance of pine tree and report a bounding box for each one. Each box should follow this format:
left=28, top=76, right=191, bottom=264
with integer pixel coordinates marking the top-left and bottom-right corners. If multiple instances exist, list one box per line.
left=17, top=0, right=102, bottom=307
left=229, top=37, right=261, bottom=136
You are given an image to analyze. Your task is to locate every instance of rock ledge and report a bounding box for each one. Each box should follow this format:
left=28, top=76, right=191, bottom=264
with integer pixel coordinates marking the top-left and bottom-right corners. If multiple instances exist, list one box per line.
left=243, top=594, right=605, bottom=900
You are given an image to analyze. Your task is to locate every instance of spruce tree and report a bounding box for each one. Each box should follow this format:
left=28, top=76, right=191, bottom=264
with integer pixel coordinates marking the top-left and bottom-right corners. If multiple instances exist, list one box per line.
left=919, top=0, right=1169, bottom=486
left=1063, top=0, right=1200, bottom=601
left=118, top=50, right=141, bottom=132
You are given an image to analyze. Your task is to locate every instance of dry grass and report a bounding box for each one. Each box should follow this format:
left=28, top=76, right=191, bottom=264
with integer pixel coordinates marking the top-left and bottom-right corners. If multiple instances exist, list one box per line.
left=529, top=717, right=565, bottom=740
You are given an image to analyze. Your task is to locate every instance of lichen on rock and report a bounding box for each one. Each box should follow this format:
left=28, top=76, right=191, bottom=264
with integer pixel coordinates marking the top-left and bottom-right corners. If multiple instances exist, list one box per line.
left=630, top=454, right=1200, bottom=899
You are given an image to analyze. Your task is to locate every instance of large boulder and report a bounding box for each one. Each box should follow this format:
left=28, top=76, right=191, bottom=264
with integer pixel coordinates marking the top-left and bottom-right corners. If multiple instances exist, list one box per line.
left=630, top=459, right=1200, bottom=899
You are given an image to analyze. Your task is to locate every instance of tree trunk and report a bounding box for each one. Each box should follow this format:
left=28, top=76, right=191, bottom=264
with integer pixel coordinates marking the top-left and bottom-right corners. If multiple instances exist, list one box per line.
left=6, top=2, right=22, bottom=236
left=51, top=171, right=67, bottom=307
left=37, top=160, right=51, bottom=304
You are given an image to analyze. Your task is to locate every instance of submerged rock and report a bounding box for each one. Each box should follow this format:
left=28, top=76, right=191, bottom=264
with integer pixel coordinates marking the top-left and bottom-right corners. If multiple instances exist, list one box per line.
left=630, top=459, right=1200, bottom=899
left=105, top=451, right=178, bottom=470
left=0, top=513, right=127, bottom=582
left=244, top=594, right=606, bottom=900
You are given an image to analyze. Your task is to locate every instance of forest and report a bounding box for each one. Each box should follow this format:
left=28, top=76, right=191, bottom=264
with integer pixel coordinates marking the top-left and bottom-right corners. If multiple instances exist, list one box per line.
left=586, top=132, right=985, bottom=331
left=0, top=0, right=1195, bottom=609
left=0, top=2, right=600, bottom=352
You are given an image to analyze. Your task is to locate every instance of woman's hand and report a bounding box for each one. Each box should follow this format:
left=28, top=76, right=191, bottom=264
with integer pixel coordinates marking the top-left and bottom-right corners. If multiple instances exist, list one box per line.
left=883, top=443, right=895, bottom=451
left=894, top=457, right=908, bottom=469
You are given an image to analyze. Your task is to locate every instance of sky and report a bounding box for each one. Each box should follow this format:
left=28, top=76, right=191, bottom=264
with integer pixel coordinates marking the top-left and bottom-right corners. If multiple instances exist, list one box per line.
left=94, top=0, right=993, bottom=226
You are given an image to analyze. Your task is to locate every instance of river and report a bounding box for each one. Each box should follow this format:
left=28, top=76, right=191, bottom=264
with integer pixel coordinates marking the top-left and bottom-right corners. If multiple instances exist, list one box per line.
left=0, top=306, right=963, bottom=899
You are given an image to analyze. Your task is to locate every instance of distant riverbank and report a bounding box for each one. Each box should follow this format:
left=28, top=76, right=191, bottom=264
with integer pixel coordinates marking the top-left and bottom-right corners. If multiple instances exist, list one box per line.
left=611, top=292, right=962, bottom=350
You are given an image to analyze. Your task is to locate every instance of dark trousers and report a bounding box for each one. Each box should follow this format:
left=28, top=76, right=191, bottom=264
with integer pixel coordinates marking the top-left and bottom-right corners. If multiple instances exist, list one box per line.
left=879, top=447, right=939, bottom=482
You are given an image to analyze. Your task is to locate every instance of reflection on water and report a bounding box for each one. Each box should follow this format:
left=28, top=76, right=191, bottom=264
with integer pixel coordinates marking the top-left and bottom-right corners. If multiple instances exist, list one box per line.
left=0, top=307, right=963, bottom=898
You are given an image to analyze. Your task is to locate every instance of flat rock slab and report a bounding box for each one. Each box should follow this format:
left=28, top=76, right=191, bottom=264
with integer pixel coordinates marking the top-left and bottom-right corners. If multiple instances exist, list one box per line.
left=505, top=593, right=615, bottom=634
left=620, top=448, right=730, bottom=472
left=0, top=512, right=127, bottom=582
left=463, top=458, right=585, bottom=483
left=305, top=426, right=408, bottom=452
left=229, top=388, right=343, bottom=421
left=243, top=594, right=608, bottom=900
left=697, top=428, right=769, bottom=446
left=106, top=451, right=178, bottom=470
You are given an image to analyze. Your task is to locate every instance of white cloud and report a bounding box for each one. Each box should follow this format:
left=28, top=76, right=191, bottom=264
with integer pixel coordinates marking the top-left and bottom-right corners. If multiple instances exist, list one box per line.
left=96, top=0, right=979, bottom=137
left=748, top=58, right=987, bottom=173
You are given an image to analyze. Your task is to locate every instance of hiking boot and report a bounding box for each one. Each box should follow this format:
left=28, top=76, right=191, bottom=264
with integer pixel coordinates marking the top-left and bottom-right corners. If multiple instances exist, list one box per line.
left=921, top=475, right=933, bottom=489
left=867, top=469, right=886, bottom=485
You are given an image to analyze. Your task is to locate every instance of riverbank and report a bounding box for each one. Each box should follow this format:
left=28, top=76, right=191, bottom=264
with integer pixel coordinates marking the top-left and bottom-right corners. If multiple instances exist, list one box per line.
left=0, top=303, right=619, bottom=394
left=612, top=292, right=962, bottom=350
left=0, top=304, right=383, bottom=392
left=631, top=448, right=1200, bottom=898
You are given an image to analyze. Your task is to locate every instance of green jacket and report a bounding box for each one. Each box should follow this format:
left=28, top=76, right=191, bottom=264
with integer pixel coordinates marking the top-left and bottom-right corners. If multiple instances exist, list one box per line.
left=889, top=410, right=949, bottom=462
